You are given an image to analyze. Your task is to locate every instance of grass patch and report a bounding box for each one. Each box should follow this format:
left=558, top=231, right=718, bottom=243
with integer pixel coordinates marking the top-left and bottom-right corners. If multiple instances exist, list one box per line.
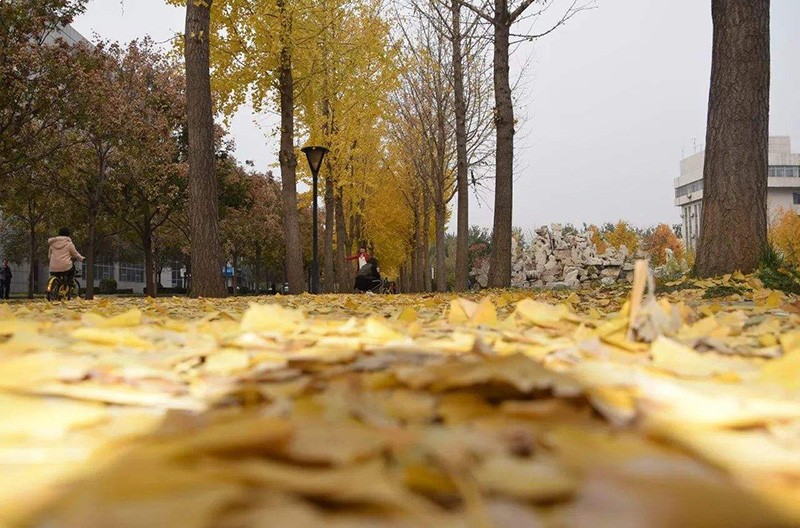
left=655, top=279, right=697, bottom=294
left=757, top=243, right=800, bottom=294
left=702, top=284, right=746, bottom=299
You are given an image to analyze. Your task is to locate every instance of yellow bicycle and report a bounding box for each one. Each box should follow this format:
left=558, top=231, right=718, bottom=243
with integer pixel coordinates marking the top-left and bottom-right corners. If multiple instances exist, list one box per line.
left=46, top=266, right=81, bottom=301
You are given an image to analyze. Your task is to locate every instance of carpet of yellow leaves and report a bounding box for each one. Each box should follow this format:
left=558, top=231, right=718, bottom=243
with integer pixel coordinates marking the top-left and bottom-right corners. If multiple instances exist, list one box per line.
left=1, top=265, right=799, bottom=527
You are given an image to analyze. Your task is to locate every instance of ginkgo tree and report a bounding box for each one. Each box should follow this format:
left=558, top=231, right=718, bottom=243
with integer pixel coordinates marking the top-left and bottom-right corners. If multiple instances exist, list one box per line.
left=296, top=0, right=398, bottom=293
left=193, top=0, right=400, bottom=293
left=393, top=14, right=456, bottom=293
left=189, top=0, right=316, bottom=294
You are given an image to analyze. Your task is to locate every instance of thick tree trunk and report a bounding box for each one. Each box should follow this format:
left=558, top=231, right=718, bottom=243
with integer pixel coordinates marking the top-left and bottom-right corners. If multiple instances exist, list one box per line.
left=423, top=192, right=432, bottom=292
left=695, top=0, right=770, bottom=277
left=277, top=0, right=305, bottom=294
left=452, top=0, right=469, bottom=292
left=323, top=174, right=335, bottom=293
left=184, top=0, right=227, bottom=298
left=435, top=203, right=447, bottom=292
left=488, top=3, right=514, bottom=288
left=143, top=223, right=156, bottom=297
left=85, top=215, right=96, bottom=300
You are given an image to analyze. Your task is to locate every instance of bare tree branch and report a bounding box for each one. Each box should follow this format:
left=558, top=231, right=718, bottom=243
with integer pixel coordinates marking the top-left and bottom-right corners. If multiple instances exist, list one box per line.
left=452, top=0, right=494, bottom=24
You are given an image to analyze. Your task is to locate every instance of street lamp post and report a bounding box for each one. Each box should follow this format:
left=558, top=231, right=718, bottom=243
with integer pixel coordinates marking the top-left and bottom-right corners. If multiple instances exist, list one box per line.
left=301, top=145, right=328, bottom=294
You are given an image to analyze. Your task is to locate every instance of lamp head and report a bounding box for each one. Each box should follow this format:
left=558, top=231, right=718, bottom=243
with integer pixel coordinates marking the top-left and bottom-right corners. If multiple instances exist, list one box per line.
left=301, top=145, right=329, bottom=175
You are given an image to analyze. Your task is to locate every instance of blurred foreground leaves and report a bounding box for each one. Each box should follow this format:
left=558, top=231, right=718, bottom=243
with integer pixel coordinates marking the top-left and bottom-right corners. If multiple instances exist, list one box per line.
left=1, top=269, right=800, bottom=527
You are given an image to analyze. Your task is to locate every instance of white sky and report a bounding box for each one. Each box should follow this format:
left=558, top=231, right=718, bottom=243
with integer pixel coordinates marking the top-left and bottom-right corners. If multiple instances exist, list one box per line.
left=73, top=0, right=800, bottom=231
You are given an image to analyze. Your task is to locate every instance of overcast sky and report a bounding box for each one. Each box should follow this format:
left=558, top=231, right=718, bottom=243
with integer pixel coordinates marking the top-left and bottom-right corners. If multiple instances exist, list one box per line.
left=73, top=0, right=800, bottom=230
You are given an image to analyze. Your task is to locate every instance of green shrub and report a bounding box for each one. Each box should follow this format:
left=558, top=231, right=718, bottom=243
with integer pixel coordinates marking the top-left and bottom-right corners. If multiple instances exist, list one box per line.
left=98, top=278, right=117, bottom=294
left=757, top=242, right=800, bottom=294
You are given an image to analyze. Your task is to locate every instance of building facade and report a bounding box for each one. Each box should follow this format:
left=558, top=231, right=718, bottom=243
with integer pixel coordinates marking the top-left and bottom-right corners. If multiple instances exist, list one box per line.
left=674, top=136, right=800, bottom=250
left=42, top=23, right=90, bottom=46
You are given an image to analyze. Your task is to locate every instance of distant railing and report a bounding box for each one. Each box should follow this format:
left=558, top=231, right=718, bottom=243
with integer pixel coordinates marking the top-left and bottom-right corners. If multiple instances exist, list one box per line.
left=675, top=180, right=703, bottom=199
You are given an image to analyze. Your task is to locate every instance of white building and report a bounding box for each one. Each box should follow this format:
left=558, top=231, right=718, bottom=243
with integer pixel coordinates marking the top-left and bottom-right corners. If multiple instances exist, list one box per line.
left=674, top=136, right=800, bottom=250
left=42, top=23, right=90, bottom=46
left=6, top=261, right=186, bottom=296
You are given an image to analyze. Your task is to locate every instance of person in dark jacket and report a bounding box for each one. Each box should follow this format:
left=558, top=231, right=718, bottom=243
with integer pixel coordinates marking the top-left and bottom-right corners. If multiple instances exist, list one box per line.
left=354, top=257, right=381, bottom=293
left=0, top=260, right=12, bottom=299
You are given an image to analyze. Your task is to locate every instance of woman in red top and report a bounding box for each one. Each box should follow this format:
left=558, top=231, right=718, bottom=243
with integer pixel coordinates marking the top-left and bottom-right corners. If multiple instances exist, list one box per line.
left=345, top=246, right=371, bottom=271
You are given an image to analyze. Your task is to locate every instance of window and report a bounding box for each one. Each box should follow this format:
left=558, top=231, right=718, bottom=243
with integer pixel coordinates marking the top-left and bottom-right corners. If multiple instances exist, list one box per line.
left=171, top=265, right=182, bottom=287
left=794, top=193, right=800, bottom=205
left=119, top=263, right=144, bottom=283
left=769, top=166, right=800, bottom=178
left=83, top=262, right=113, bottom=280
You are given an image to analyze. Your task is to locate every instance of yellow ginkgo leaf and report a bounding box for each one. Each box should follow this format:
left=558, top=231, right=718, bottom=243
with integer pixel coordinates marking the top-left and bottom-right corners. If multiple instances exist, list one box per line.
left=71, top=327, right=150, bottom=348
left=397, top=307, right=418, bottom=323
left=448, top=298, right=477, bottom=324
left=470, top=298, right=497, bottom=327
left=84, top=308, right=143, bottom=328
left=240, top=303, right=305, bottom=332
left=515, top=299, right=571, bottom=328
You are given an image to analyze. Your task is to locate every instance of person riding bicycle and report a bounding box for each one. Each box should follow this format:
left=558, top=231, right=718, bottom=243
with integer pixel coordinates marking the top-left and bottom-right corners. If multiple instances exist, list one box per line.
left=49, top=227, right=85, bottom=283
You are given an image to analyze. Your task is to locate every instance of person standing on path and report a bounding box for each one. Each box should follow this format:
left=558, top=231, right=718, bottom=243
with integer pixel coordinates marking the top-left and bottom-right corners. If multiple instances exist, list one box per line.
left=0, top=260, right=12, bottom=299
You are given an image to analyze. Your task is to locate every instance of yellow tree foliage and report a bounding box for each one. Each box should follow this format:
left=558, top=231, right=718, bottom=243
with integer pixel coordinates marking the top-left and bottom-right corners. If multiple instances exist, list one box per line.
left=296, top=0, right=399, bottom=267
left=604, top=220, right=640, bottom=255
left=182, top=0, right=399, bottom=259
left=643, top=223, right=683, bottom=265
left=587, top=224, right=607, bottom=254
left=769, top=207, right=800, bottom=266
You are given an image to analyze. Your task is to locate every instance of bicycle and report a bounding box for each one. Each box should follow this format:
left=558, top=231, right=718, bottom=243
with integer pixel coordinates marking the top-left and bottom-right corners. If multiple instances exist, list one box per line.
left=46, top=265, right=81, bottom=301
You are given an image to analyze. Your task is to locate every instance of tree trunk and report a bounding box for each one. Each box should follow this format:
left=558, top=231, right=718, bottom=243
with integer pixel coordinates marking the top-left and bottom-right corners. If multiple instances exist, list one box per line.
left=27, top=222, right=35, bottom=299
left=695, top=0, right=770, bottom=277
left=423, top=192, right=432, bottom=292
left=254, top=244, right=263, bottom=293
left=452, top=0, right=470, bottom=292
left=232, top=253, right=239, bottom=296
left=323, top=174, right=335, bottom=293
left=335, top=188, right=350, bottom=291
left=410, top=242, right=418, bottom=293
left=85, top=215, right=96, bottom=300
left=488, top=3, right=514, bottom=288
left=413, top=203, right=423, bottom=292
left=277, top=0, right=304, bottom=294
left=143, top=223, right=156, bottom=297
left=435, top=203, right=447, bottom=292
left=26, top=219, right=35, bottom=298
left=184, top=0, right=227, bottom=298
